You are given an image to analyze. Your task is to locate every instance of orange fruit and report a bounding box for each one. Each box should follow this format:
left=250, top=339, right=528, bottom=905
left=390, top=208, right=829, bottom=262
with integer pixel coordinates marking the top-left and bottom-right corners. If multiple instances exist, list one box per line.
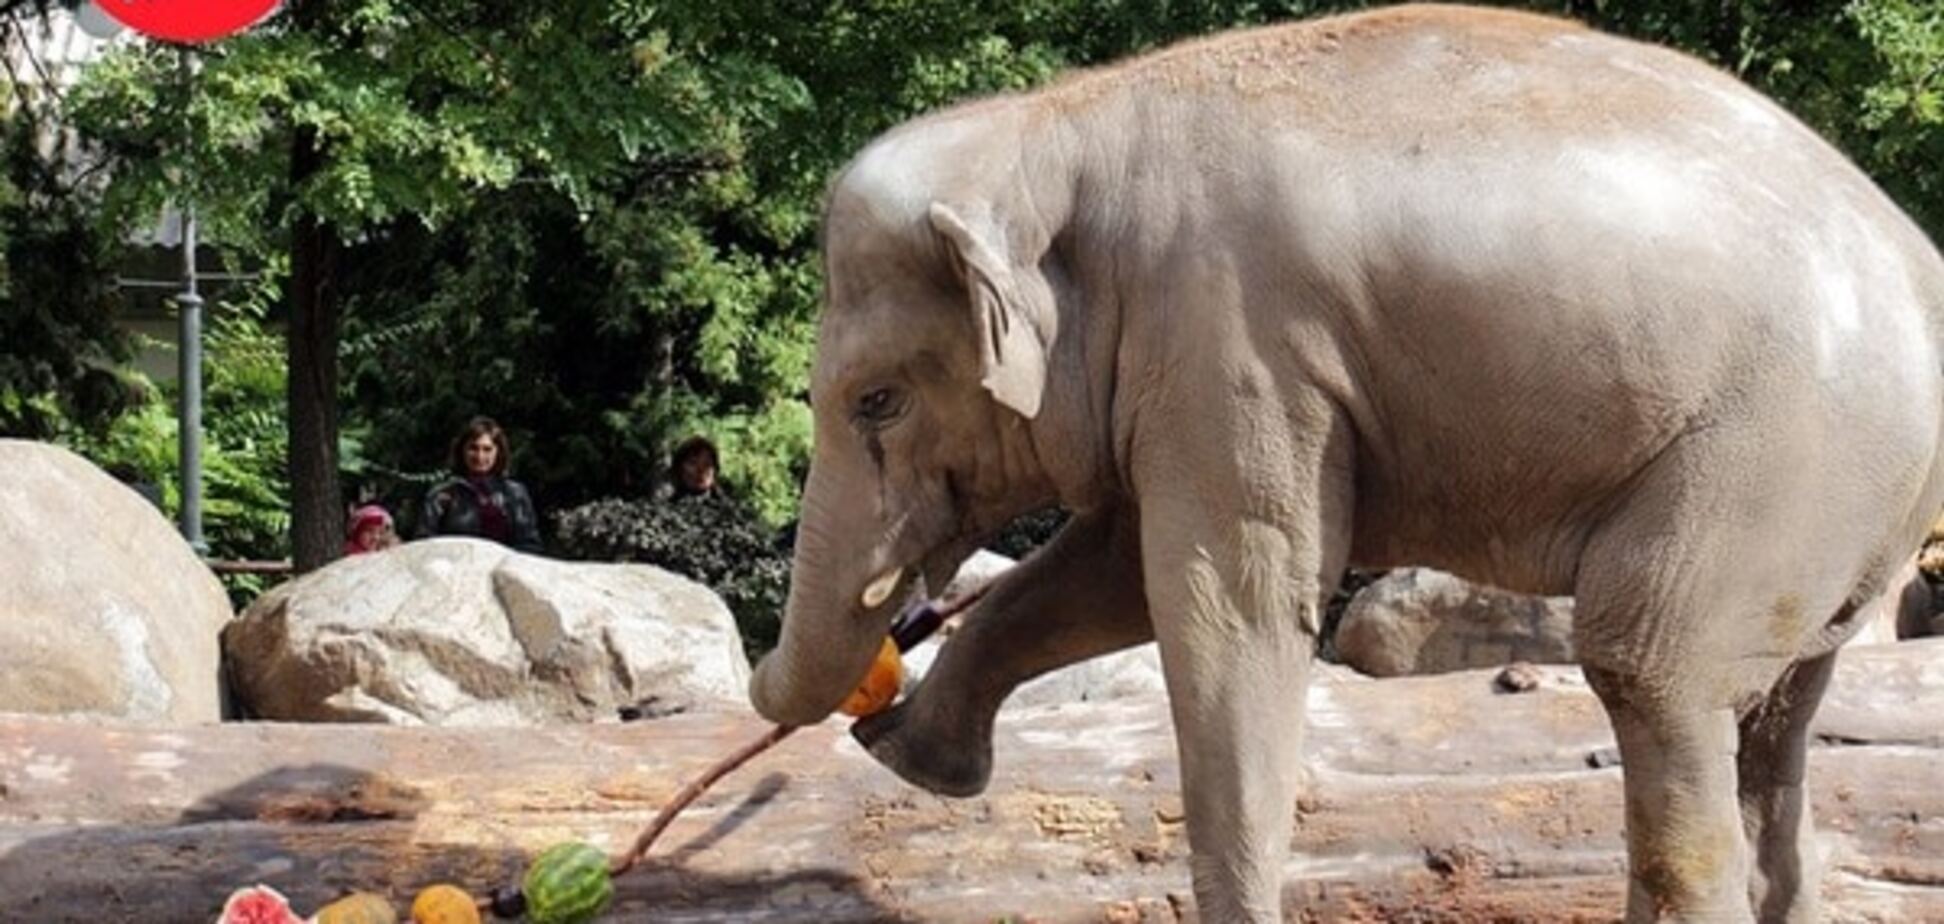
left=409, top=884, right=481, bottom=924
left=838, top=636, right=903, bottom=717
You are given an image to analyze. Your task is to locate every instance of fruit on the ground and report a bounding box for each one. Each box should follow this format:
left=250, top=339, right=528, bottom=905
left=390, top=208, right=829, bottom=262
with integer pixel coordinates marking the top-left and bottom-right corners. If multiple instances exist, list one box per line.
left=409, top=884, right=481, bottom=924
left=486, top=886, right=526, bottom=919
left=838, top=636, right=903, bottom=717
left=216, top=885, right=303, bottom=924
left=311, top=891, right=398, bottom=924
left=522, top=842, right=613, bottom=924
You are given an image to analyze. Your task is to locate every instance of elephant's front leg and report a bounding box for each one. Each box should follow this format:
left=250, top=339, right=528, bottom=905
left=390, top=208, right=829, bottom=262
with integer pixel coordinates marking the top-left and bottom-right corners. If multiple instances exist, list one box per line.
left=852, top=502, right=1151, bottom=796
left=1136, top=390, right=1353, bottom=922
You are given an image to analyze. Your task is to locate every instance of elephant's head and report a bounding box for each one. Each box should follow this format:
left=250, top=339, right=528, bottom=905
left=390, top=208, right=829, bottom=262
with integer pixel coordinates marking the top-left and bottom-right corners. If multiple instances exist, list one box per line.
left=748, top=116, right=1076, bottom=726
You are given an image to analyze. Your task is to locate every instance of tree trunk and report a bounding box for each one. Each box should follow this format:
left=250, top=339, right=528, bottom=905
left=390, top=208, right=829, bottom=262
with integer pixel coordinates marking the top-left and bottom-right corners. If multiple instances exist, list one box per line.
left=4, top=641, right=1940, bottom=922
left=647, top=326, right=677, bottom=494
left=286, top=120, right=341, bottom=573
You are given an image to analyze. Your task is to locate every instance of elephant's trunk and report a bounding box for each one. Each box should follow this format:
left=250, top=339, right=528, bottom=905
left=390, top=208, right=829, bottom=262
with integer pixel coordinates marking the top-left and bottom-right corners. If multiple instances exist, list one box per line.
left=749, top=464, right=905, bottom=727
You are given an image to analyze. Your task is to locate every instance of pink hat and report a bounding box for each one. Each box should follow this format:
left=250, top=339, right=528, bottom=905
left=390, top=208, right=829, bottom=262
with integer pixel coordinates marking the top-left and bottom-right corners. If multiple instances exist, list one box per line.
left=344, top=504, right=396, bottom=556
left=347, top=504, right=393, bottom=531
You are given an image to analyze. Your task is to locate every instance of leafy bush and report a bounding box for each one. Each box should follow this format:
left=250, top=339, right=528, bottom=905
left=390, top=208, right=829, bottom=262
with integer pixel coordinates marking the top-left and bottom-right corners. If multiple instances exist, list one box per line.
left=0, top=96, right=136, bottom=439
left=553, top=495, right=789, bottom=658
left=986, top=507, right=1071, bottom=560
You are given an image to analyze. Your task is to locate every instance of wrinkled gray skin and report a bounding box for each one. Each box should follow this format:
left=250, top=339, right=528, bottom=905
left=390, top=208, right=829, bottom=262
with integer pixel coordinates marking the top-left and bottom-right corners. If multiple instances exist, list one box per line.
left=747, top=6, right=1944, bottom=922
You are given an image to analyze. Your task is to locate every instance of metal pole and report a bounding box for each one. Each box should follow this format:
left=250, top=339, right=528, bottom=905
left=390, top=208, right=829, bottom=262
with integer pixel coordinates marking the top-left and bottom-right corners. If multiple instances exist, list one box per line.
left=178, top=204, right=206, bottom=553
left=173, top=46, right=207, bottom=554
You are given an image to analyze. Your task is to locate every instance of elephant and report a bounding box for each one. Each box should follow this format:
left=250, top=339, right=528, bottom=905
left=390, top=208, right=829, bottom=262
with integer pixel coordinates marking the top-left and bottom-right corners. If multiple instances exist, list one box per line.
left=746, top=5, right=1944, bottom=922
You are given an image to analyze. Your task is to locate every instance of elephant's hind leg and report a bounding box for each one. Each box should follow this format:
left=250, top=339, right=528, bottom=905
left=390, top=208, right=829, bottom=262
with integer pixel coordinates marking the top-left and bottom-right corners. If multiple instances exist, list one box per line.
left=1737, top=650, right=1835, bottom=924
left=1566, top=406, right=1898, bottom=923
left=1583, top=663, right=1756, bottom=924
left=1573, top=484, right=1808, bottom=918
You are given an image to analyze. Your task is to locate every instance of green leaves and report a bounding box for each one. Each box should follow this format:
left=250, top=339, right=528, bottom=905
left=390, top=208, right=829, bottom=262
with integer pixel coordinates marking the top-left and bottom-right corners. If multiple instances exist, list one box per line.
left=1850, top=0, right=1944, bottom=229
left=20, top=0, right=1944, bottom=581
left=0, top=101, right=134, bottom=439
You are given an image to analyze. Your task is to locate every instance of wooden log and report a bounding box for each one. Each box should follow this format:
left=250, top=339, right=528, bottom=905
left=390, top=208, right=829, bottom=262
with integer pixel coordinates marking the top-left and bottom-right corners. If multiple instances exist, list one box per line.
left=1, top=640, right=1940, bottom=922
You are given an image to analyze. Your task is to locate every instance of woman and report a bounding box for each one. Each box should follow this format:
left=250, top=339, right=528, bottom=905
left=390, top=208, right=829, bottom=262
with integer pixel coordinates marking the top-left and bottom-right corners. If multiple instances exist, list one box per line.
left=418, top=417, right=543, bottom=553
left=665, top=435, right=726, bottom=500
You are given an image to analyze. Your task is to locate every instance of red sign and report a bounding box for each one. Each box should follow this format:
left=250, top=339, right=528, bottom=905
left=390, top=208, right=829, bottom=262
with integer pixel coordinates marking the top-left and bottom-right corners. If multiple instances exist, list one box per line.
left=94, top=0, right=280, bottom=43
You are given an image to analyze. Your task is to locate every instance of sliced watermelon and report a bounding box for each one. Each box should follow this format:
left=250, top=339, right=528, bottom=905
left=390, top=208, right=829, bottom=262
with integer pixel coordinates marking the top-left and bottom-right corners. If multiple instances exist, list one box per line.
left=217, top=885, right=304, bottom=924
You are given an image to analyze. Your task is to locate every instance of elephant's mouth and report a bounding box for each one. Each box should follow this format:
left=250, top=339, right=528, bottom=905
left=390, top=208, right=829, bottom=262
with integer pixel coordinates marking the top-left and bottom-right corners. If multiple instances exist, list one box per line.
left=854, top=540, right=967, bottom=630
left=930, top=538, right=983, bottom=593
left=887, top=538, right=974, bottom=614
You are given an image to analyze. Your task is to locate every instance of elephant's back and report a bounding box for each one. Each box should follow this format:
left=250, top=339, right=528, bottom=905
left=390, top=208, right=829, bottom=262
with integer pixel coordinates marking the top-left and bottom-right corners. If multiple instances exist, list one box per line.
left=1064, top=3, right=1944, bottom=373
left=1048, top=8, right=1944, bottom=590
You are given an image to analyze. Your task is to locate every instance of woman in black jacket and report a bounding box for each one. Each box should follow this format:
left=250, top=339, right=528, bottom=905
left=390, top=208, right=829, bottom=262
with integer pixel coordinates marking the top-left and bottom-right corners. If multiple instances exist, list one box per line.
left=418, top=416, right=542, bottom=553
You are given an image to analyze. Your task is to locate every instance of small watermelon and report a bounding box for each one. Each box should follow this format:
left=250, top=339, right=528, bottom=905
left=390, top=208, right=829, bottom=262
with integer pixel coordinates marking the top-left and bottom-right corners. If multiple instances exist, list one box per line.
left=409, top=884, right=480, bottom=924
left=522, top=842, right=613, bottom=924
left=216, top=885, right=303, bottom=924
left=310, top=891, right=397, bottom=924
left=838, top=636, right=903, bottom=717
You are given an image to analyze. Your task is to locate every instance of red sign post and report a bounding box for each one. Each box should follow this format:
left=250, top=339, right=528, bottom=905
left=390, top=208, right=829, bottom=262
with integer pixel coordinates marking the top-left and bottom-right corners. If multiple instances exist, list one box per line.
left=94, top=0, right=280, bottom=43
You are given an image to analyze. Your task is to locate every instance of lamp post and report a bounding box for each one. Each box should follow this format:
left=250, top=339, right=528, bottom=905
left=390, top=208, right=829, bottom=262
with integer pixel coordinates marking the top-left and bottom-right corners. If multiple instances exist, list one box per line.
left=171, top=42, right=207, bottom=552
left=176, top=203, right=206, bottom=552
left=83, top=0, right=277, bottom=554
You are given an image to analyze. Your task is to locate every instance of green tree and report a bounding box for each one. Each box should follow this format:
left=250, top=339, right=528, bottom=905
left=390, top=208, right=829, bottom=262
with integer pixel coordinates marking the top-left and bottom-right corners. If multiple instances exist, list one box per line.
left=50, top=0, right=1943, bottom=578
left=70, top=0, right=803, bottom=566
left=0, top=51, right=137, bottom=440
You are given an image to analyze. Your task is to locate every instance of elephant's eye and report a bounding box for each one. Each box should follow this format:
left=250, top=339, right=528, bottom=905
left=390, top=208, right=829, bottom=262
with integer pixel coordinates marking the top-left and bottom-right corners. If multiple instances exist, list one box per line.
left=854, top=387, right=906, bottom=426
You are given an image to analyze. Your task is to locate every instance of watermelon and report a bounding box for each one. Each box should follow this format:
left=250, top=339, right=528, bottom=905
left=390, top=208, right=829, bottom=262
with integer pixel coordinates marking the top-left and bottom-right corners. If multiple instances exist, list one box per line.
left=521, top=842, right=613, bottom=924
left=216, top=885, right=303, bottom=924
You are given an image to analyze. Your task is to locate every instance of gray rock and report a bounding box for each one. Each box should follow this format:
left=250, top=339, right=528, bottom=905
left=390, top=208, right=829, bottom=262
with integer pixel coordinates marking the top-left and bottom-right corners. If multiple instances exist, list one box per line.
left=1011, top=643, right=1166, bottom=706
left=1334, top=567, right=1574, bottom=677
left=905, top=550, right=1168, bottom=707
left=941, top=549, right=1015, bottom=600
left=0, top=440, right=231, bottom=723
left=12, top=640, right=1944, bottom=922
left=223, top=538, right=749, bottom=725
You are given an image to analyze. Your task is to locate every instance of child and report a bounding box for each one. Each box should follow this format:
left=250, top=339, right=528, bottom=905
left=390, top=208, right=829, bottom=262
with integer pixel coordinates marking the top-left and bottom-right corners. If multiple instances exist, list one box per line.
left=344, top=504, right=399, bottom=556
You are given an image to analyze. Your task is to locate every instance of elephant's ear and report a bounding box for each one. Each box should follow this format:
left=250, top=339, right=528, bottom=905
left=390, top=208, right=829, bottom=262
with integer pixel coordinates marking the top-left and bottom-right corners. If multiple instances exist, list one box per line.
left=929, top=202, right=1048, bottom=419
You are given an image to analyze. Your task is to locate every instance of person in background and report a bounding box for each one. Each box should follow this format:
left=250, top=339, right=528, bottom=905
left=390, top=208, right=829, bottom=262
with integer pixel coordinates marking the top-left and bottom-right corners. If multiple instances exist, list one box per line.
left=667, top=435, right=726, bottom=500
left=418, top=416, right=543, bottom=553
left=343, top=504, right=399, bottom=555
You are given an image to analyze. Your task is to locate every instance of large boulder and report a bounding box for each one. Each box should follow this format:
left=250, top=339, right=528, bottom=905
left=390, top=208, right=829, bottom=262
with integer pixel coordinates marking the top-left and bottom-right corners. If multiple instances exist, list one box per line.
left=907, top=550, right=1169, bottom=706
left=0, top=439, right=231, bottom=723
left=223, top=539, right=750, bottom=725
left=1011, top=643, right=1166, bottom=706
left=1333, top=567, right=1574, bottom=677
left=941, top=549, right=1016, bottom=599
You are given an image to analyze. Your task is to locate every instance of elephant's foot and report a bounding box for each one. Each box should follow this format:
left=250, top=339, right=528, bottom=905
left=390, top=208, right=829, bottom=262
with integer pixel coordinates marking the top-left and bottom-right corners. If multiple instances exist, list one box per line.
left=850, top=698, right=993, bottom=797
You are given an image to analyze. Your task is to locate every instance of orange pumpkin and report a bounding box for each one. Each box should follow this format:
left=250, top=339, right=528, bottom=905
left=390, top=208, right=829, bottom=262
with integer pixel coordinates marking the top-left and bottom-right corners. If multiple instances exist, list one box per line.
left=838, top=636, right=903, bottom=717
left=409, top=884, right=481, bottom=924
